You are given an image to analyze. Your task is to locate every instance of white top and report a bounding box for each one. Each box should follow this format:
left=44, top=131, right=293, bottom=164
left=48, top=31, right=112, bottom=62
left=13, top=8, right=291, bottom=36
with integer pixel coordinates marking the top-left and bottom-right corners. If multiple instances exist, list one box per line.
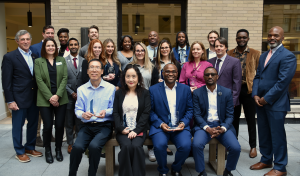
left=164, top=82, right=177, bottom=126
left=122, top=94, right=138, bottom=130
left=208, top=48, right=217, bottom=60
left=69, top=54, right=79, bottom=68
left=147, top=45, right=158, bottom=61
left=215, top=53, right=227, bottom=72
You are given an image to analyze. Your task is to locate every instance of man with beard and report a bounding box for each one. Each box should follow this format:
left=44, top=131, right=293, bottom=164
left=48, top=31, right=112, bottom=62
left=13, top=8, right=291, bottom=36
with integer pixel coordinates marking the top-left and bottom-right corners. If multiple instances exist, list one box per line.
left=147, top=31, right=159, bottom=61
left=79, top=25, right=99, bottom=58
left=192, top=67, right=240, bottom=176
left=227, top=29, right=260, bottom=158
left=250, top=26, right=296, bottom=176
left=149, top=64, right=193, bottom=176
left=172, top=31, right=190, bottom=65
left=64, top=38, right=84, bottom=154
left=206, top=30, right=219, bottom=60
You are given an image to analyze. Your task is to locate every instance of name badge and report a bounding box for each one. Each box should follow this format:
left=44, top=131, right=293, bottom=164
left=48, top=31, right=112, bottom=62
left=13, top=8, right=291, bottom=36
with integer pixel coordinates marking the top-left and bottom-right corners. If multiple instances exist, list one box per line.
left=56, top=62, right=62, bottom=65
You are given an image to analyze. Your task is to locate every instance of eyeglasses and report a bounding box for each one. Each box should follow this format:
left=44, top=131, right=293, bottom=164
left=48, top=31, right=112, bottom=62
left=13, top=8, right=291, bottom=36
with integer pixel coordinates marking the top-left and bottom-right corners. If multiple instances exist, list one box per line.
left=204, top=73, right=218, bottom=77
left=89, top=66, right=102, bottom=70
left=135, top=49, right=145, bottom=53
left=160, top=47, right=169, bottom=50
left=164, top=70, right=177, bottom=74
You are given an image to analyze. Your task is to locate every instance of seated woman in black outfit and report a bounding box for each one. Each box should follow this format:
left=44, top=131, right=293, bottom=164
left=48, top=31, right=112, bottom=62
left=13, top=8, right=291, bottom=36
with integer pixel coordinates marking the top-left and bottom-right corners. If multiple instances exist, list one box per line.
left=113, top=64, right=150, bottom=176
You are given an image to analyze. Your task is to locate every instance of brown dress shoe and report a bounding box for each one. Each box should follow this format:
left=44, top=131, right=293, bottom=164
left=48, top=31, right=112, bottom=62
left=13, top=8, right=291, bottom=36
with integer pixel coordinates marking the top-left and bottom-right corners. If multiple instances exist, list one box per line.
left=25, top=150, right=43, bottom=157
left=250, top=162, right=273, bottom=170
left=249, top=148, right=257, bottom=158
left=15, top=154, right=30, bottom=163
left=264, top=169, right=287, bottom=176
left=68, top=145, right=73, bottom=154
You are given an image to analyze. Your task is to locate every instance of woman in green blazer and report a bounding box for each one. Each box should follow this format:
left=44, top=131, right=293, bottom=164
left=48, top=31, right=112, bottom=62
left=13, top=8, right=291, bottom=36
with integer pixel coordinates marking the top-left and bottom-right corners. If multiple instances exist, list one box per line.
left=34, top=38, right=68, bottom=164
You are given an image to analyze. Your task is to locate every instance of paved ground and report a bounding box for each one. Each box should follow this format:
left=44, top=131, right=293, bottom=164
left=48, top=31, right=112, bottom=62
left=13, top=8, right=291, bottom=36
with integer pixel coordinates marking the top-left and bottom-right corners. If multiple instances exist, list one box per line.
left=0, top=117, right=299, bottom=176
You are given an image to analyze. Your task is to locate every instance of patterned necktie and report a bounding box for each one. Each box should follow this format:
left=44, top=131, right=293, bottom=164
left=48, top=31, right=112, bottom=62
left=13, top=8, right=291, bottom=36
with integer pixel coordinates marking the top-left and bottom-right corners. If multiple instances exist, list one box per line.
left=264, top=50, right=272, bottom=67
left=73, top=58, right=77, bottom=69
left=216, top=59, right=222, bottom=73
left=180, top=49, right=185, bottom=63
left=28, top=54, right=33, bottom=75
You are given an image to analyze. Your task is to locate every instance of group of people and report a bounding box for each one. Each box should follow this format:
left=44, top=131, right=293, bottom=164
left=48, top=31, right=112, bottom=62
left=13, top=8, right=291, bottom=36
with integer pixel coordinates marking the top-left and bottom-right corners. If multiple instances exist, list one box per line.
left=1, top=23, right=296, bottom=176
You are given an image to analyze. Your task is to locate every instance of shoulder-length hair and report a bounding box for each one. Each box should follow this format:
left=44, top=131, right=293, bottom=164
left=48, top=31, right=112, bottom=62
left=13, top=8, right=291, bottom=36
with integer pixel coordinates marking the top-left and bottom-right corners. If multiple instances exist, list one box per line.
left=130, top=42, right=153, bottom=72
left=85, top=39, right=103, bottom=62
left=118, top=35, right=134, bottom=51
left=188, top=41, right=207, bottom=62
left=101, top=39, right=121, bottom=70
left=41, top=38, right=58, bottom=58
left=120, top=64, right=145, bottom=96
left=155, top=39, right=178, bottom=71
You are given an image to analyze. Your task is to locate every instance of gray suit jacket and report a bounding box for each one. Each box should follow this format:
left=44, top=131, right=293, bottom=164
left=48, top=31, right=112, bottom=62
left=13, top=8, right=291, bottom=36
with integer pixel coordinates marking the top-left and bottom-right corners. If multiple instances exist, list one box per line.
left=65, top=55, right=84, bottom=109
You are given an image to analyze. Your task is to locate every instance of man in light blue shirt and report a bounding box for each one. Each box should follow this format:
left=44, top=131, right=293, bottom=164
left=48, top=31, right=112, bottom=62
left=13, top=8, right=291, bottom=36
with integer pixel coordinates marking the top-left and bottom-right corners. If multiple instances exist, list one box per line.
left=69, top=59, right=115, bottom=176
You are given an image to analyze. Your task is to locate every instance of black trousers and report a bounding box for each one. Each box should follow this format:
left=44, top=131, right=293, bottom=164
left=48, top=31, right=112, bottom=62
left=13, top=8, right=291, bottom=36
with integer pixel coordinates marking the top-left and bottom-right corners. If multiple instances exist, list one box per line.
left=69, top=121, right=112, bottom=176
left=39, top=104, right=67, bottom=148
left=116, top=132, right=147, bottom=176
left=233, top=84, right=257, bottom=148
left=65, top=107, right=82, bottom=145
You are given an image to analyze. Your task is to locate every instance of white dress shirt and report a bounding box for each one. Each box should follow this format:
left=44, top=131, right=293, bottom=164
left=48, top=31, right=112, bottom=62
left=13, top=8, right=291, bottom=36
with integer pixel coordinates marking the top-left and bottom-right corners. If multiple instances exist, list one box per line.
left=165, top=82, right=177, bottom=126
left=147, top=45, right=158, bottom=61
left=208, top=48, right=217, bottom=59
left=70, top=54, right=79, bottom=68
left=215, top=53, right=227, bottom=72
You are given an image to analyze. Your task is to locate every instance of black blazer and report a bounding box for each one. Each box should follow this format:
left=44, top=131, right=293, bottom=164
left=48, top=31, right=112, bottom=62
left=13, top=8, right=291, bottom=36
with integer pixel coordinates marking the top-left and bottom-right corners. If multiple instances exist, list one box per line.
left=206, top=48, right=210, bottom=60
left=81, top=59, right=89, bottom=84
left=113, top=89, right=151, bottom=135
left=2, top=49, right=38, bottom=108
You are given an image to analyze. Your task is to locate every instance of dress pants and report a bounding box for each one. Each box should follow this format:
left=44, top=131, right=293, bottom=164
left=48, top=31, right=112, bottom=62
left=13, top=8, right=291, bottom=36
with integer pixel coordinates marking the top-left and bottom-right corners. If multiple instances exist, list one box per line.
left=37, top=114, right=42, bottom=137
left=233, top=84, right=257, bottom=148
left=116, top=132, right=147, bottom=176
left=65, top=107, right=82, bottom=145
left=151, top=130, right=191, bottom=174
left=192, top=121, right=241, bottom=173
left=39, top=104, right=67, bottom=148
left=256, top=107, right=287, bottom=172
left=12, top=101, right=39, bottom=155
left=69, top=121, right=112, bottom=176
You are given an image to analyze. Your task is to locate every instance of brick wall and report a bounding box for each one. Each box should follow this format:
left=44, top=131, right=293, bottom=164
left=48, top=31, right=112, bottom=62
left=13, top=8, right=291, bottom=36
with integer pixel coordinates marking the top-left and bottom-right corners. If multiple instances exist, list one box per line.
left=187, top=0, right=264, bottom=52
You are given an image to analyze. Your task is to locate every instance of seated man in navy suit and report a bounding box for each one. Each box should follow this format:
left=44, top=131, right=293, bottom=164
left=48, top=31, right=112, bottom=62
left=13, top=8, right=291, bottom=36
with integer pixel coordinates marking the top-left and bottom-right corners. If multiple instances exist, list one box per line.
left=192, top=67, right=241, bottom=176
left=149, top=63, right=193, bottom=176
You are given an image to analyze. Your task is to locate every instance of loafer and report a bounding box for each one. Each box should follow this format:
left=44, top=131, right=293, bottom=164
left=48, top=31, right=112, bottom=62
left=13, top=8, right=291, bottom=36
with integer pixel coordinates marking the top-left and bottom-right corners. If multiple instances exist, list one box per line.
left=15, top=154, right=30, bottom=163
left=68, top=145, right=72, bottom=154
left=25, top=150, right=43, bottom=157
left=250, top=162, right=273, bottom=170
left=249, top=148, right=257, bottom=158
left=264, top=169, right=287, bottom=176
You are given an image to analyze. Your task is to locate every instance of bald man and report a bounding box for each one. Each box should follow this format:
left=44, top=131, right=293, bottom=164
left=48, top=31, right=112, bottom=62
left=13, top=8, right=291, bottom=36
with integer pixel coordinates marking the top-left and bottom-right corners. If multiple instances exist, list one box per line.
left=250, top=26, right=296, bottom=176
left=147, top=31, right=159, bottom=61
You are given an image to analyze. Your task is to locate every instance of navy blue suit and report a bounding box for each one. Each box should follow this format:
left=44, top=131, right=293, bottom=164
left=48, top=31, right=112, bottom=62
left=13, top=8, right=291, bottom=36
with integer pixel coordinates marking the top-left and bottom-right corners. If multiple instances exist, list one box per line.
left=30, top=41, right=43, bottom=58
left=172, top=46, right=190, bottom=64
left=1, top=48, right=39, bottom=155
left=192, top=85, right=240, bottom=173
left=252, top=45, right=296, bottom=172
left=149, top=82, right=193, bottom=174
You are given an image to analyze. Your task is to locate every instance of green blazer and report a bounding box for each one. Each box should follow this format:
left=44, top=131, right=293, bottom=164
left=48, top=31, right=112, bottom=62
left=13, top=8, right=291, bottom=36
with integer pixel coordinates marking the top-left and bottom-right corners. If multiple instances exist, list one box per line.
left=34, top=56, right=69, bottom=107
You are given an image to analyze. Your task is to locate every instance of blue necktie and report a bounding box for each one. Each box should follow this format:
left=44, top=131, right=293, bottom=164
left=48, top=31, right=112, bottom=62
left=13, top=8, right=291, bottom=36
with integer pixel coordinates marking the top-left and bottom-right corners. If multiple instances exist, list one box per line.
left=90, top=99, right=94, bottom=113
left=216, top=59, right=222, bottom=74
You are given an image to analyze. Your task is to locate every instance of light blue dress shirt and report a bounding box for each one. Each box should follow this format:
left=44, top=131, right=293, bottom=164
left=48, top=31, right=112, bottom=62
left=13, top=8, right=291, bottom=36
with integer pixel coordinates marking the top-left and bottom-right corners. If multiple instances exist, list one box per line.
left=18, top=47, right=33, bottom=75
left=75, top=79, right=116, bottom=123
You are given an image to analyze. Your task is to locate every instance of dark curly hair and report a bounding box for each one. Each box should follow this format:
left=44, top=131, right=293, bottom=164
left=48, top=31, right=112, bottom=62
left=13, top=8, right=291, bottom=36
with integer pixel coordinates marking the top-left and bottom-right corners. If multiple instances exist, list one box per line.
left=118, top=35, right=134, bottom=51
left=120, top=64, right=145, bottom=96
left=57, top=28, right=69, bottom=37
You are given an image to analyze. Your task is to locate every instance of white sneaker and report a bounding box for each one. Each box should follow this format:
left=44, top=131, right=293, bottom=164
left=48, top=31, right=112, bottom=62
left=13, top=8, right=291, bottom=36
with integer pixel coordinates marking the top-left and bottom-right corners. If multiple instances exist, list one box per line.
left=148, top=149, right=156, bottom=162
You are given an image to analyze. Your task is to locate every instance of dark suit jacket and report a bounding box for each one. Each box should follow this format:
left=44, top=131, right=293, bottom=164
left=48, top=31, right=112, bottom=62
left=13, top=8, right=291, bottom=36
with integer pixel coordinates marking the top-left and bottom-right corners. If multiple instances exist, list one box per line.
left=103, top=62, right=121, bottom=87
left=30, top=41, right=43, bottom=58
left=2, top=49, right=38, bottom=108
left=149, top=82, right=193, bottom=136
left=252, top=45, right=296, bottom=111
left=206, top=48, right=210, bottom=60
left=193, top=85, right=235, bottom=135
left=208, top=55, right=242, bottom=106
left=113, top=89, right=151, bottom=135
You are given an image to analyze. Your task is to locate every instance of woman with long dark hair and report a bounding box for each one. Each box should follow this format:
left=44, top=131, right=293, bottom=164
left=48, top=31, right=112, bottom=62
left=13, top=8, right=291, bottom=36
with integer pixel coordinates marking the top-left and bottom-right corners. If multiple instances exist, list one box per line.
left=118, top=35, right=134, bottom=70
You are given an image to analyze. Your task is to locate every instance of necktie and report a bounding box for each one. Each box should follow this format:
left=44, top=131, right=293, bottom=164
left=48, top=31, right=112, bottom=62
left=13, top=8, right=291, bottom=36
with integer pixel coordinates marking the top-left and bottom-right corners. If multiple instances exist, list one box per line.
left=73, top=58, right=77, bottom=69
left=28, top=54, right=33, bottom=75
left=216, top=59, right=222, bottom=73
left=180, top=49, right=185, bottom=63
left=264, top=50, right=272, bottom=67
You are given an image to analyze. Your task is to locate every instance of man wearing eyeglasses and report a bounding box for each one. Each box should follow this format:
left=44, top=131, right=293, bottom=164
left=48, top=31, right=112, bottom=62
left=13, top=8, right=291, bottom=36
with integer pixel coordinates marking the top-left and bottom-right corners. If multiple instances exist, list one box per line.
left=227, top=29, right=260, bottom=159
left=192, top=67, right=241, bottom=176
left=69, top=59, right=115, bottom=176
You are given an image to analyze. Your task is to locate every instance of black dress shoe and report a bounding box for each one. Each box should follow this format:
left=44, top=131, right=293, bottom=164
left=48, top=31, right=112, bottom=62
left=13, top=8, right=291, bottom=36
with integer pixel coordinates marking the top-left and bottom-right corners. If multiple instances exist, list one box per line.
left=223, top=168, right=233, bottom=176
left=159, top=173, right=167, bottom=176
left=198, top=170, right=207, bottom=176
left=171, top=169, right=182, bottom=176
left=45, top=146, right=53, bottom=164
left=55, top=148, right=63, bottom=162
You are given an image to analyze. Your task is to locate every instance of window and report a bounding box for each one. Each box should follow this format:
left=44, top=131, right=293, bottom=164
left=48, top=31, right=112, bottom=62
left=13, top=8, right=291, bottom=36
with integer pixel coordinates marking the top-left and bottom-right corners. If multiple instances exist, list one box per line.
left=159, top=16, right=171, bottom=33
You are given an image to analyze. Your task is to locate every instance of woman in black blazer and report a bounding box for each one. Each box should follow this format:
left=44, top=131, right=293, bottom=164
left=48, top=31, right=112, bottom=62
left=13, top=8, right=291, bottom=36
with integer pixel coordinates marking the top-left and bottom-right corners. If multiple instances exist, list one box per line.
left=113, top=64, right=150, bottom=176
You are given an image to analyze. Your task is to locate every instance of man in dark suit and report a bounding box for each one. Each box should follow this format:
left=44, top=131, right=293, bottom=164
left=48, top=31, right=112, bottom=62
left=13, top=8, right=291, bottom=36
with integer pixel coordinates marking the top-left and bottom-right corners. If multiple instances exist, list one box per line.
left=250, top=26, right=296, bottom=176
left=29, top=25, right=55, bottom=147
left=149, top=64, right=193, bottom=176
left=2, top=30, right=42, bottom=163
left=208, top=37, right=242, bottom=107
left=78, top=25, right=99, bottom=58
left=206, top=30, right=219, bottom=60
left=172, top=31, right=190, bottom=65
left=192, top=67, right=241, bottom=176
left=65, top=38, right=84, bottom=154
